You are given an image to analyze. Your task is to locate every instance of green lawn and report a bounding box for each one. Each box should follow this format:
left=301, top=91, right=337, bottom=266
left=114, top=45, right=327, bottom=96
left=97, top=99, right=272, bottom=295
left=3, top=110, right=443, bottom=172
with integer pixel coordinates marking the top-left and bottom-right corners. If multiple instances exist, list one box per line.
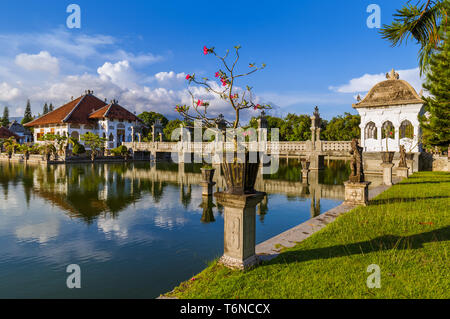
left=166, top=172, right=450, bottom=299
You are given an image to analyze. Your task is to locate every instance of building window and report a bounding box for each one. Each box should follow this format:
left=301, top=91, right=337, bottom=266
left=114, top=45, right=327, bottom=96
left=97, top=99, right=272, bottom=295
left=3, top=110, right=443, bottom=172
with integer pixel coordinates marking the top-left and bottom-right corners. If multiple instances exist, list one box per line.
left=400, top=120, right=414, bottom=139
left=382, top=121, right=395, bottom=139
left=365, top=122, right=377, bottom=139
left=70, top=131, right=79, bottom=141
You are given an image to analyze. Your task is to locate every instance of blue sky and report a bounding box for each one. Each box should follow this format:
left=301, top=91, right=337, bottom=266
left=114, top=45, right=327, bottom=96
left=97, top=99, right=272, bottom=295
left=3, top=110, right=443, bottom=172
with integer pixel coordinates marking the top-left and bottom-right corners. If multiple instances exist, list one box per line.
left=0, top=0, right=422, bottom=121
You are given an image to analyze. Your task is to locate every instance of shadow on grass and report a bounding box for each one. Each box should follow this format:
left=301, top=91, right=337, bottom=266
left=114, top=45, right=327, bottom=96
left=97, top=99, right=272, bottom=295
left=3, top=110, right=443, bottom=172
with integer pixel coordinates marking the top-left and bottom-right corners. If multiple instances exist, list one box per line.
left=369, top=196, right=449, bottom=205
left=398, top=181, right=449, bottom=185
left=267, top=226, right=450, bottom=266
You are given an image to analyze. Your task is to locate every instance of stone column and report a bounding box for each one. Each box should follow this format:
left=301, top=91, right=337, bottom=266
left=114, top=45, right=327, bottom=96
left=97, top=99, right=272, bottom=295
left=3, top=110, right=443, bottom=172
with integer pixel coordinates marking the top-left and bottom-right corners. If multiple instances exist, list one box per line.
left=377, top=126, right=382, bottom=152
left=301, top=159, right=310, bottom=184
left=394, top=125, right=400, bottom=152
left=381, top=163, right=394, bottom=186
left=202, top=181, right=216, bottom=196
left=215, top=192, right=266, bottom=270
left=131, top=127, right=135, bottom=142
left=360, top=124, right=366, bottom=151
left=301, top=168, right=309, bottom=184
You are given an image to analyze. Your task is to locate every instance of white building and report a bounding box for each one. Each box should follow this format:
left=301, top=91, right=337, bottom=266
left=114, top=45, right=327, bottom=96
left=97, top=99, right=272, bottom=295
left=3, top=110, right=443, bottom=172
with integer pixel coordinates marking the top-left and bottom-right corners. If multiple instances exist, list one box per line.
left=24, top=91, right=143, bottom=149
left=352, top=69, right=425, bottom=153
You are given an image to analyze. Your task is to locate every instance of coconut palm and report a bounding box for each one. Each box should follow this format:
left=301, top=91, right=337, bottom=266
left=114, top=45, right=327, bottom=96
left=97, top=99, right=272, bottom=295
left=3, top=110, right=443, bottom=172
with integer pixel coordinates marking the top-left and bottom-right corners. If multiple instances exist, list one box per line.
left=381, top=0, right=448, bottom=74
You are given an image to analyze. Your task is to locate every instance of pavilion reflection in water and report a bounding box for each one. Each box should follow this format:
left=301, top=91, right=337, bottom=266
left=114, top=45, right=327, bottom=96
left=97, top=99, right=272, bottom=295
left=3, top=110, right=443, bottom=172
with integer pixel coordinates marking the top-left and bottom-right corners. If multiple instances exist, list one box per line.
left=0, top=159, right=360, bottom=224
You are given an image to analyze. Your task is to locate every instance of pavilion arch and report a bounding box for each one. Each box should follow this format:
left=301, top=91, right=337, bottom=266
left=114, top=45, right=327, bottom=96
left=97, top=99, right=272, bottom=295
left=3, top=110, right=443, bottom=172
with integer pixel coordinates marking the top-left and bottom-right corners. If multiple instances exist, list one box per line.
left=400, top=120, right=414, bottom=139
left=381, top=121, right=395, bottom=139
left=365, top=122, right=377, bottom=139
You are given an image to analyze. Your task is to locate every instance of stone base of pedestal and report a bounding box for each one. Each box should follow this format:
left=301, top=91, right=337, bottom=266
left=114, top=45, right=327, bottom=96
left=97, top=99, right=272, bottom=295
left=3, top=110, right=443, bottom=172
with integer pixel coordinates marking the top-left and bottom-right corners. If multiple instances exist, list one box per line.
left=201, top=182, right=216, bottom=196
left=215, top=191, right=266, bottom=271
left=396, top=167, right=409, bottom=179
left=219, top=254, right=260, bottom=270
left=301, top=169, right=309, bottom=184
left=344, top=181, right=371, bottom=206
left=382, top=163, right=394, bottom=186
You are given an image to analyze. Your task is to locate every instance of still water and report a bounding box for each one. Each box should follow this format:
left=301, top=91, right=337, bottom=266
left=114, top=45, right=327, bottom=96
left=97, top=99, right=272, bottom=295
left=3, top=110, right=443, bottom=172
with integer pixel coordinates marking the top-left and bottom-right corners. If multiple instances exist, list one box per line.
left=0, top=159, right=349, bottom=298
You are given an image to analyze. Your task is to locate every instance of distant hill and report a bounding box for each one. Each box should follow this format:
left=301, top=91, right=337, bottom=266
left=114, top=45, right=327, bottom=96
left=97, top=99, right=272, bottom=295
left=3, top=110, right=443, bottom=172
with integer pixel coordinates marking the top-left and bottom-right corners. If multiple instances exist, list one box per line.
left=9, top=117, right=23, bottom=123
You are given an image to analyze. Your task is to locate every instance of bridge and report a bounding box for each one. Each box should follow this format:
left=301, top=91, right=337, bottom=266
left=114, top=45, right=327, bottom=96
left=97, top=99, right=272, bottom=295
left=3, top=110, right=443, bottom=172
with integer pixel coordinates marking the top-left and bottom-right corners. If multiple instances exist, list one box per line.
left=123, top=108, right=352, bottom=170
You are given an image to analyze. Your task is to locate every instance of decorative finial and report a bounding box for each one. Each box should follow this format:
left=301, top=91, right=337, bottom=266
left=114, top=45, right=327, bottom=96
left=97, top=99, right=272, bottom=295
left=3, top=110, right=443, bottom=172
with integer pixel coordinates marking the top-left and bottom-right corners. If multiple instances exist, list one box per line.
left=419, top=89, right=424, bottom=97
left=356, top=94, right=361, bottom=102
left=386, top=68, right=400, bottom=80
left=313, top=105, right=320, bottom=117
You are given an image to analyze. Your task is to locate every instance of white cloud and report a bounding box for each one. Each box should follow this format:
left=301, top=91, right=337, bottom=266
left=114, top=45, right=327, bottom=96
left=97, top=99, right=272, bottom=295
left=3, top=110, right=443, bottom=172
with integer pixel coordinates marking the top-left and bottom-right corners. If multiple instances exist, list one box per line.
left=154, top=71, right=186, bottom=84
left=97, top=60, right=138, bottom=89
left=329, top=67, right=423, bottom=94
left=15, top=51, right=59, bottom=74
left=0, top=82, right=21, bottom=101
left=15, top=219, right=59, bottom=244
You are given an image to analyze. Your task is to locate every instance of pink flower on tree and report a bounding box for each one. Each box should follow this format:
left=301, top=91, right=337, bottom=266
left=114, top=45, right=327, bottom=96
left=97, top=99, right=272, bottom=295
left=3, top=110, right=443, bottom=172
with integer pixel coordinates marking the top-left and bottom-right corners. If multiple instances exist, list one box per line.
left=215, top=72, right=220, bottom=78
left=203, top=46, right=209, bottom=55
left=186, top=74, right=192, bottom=80
left=197, top=99, right=203, bottom=106
left=254, top=104, right=261, bottom=110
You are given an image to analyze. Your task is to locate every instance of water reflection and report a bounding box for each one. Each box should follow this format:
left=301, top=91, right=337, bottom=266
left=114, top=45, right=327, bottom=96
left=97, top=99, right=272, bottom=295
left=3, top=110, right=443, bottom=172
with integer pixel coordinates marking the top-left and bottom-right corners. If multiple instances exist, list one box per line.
left=0, top=160, right=351, bottom=298
left=199, top=196, right=216, bottom=223
left=0, top=161, right=351, bottom=225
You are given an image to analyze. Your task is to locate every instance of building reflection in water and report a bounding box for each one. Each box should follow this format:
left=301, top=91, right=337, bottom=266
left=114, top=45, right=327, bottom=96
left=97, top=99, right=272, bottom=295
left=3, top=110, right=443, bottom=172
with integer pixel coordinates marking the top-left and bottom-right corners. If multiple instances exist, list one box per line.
left=0, top=159, right=361, bottom=225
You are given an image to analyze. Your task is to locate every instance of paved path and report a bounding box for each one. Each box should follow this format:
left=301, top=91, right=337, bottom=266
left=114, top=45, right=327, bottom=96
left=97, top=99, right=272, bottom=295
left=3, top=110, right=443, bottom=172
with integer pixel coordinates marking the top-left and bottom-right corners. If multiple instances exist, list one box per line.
left=256, top=183, right=392, bottom=261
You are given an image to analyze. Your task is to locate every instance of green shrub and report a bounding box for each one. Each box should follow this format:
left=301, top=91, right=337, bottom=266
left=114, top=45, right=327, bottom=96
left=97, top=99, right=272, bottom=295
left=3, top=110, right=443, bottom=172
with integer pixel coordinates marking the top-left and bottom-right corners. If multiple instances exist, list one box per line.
left=111, top=145, right=129, bottom=157
left=72, top=143, right=86, bottom=155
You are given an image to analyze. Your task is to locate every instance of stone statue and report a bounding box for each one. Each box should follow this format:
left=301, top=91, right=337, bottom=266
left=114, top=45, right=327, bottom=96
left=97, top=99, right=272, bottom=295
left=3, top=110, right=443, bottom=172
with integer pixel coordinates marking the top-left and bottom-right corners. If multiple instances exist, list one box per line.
left=398, top=145, right=407, bottom=168
left=349, top=138, right=364, bottom=183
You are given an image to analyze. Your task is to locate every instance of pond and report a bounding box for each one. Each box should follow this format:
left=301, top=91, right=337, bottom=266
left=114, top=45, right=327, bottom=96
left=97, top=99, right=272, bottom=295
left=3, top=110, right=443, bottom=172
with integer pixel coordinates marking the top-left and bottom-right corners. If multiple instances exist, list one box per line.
left=0, top=159, right=349, bottom=298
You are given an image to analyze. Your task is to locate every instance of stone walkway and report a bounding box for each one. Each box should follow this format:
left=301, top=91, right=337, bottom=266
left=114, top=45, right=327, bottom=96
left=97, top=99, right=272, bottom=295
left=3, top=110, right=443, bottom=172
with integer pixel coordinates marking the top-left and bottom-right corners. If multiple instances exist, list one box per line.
left=256, top=183, right=392, bottom=261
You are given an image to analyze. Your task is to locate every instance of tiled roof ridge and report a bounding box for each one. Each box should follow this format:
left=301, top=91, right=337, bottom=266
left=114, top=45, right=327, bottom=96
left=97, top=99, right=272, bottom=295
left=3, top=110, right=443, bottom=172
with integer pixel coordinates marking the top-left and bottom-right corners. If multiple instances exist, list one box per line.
left=63, top=94, right=86, bottom=123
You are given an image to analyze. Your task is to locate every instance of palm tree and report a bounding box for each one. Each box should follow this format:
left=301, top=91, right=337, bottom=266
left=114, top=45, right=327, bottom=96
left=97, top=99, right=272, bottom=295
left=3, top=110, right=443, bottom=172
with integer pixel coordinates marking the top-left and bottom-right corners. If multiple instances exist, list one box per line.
left=381, top=0, right=448, bottom=74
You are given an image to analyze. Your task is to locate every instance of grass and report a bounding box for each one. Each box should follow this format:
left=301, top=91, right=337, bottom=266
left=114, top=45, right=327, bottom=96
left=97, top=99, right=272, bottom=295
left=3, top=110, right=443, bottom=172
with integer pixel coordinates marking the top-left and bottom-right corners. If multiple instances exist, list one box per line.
left=165, top=172, right=450, bottom=299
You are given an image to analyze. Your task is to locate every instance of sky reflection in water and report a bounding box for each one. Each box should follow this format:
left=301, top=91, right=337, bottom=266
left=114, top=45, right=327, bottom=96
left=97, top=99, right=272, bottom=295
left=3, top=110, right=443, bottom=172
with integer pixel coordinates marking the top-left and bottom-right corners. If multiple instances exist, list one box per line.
left=0, top=160, right=348, bottom=298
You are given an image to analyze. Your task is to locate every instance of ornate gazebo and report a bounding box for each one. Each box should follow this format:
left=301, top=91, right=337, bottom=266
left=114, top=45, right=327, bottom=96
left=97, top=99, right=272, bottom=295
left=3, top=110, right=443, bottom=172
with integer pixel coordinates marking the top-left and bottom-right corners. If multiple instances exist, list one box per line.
left=352, top=69, right=425, bottom=153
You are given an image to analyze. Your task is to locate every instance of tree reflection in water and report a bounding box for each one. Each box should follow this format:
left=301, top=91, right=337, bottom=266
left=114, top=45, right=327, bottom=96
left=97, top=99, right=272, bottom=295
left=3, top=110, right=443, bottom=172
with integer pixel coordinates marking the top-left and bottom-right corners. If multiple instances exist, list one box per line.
left=0, top=160, right=349, bottom=226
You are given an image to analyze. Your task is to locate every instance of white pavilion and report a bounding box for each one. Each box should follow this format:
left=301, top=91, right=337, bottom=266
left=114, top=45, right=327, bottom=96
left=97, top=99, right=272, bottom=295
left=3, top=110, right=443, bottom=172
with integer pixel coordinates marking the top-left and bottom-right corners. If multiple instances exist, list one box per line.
left=352, top=69, right=425, bottom=153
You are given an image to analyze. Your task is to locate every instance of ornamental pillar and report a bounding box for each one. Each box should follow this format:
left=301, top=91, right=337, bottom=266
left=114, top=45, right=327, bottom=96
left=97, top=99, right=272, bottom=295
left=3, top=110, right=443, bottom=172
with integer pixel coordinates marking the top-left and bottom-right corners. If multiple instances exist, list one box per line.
left=215, top=192, right=266, bottom=270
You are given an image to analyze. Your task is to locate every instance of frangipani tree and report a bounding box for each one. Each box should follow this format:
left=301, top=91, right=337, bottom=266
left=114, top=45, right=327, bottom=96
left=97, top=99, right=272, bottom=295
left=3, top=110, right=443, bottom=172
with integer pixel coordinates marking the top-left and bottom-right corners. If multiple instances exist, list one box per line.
left=174, top=46, right=272, bottom=195
left=175, top=45, right=271, bottom=130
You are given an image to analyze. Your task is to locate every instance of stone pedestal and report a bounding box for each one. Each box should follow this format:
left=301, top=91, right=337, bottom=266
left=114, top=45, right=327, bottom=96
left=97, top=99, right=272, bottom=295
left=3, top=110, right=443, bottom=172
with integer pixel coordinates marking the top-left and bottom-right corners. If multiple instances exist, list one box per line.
left=344, top=181, right=371, bottom=206
left=301, top=169, right=309, bottom=184
left=201, top=181, right=216, bottom=196
left=214, top=191, right=266, bottom=270
left=396, top=167, right=409, bottom=179
left=382, top=163, right=394, bottom=186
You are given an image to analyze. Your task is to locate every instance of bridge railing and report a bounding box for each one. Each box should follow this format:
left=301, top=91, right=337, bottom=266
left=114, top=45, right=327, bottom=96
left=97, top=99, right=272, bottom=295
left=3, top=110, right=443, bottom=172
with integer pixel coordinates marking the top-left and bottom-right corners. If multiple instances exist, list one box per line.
left=124, top=140, right=352, bottom=154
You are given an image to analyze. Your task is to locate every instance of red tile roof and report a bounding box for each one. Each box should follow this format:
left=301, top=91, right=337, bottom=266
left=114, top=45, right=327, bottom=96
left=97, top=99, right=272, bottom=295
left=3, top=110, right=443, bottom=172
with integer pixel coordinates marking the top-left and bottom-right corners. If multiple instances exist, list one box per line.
left=0, top=127, right=20, bottom=139
left=89, top=103, right=142, bottom=122
left=24, top=94, right=107, bottom=127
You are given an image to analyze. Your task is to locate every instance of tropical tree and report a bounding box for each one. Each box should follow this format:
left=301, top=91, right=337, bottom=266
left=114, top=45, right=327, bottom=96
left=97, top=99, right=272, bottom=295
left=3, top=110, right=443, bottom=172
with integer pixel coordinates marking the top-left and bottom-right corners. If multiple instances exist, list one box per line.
left=3, top=137, right=18, bottom=157
left=419, top=13, right=450, bottom=151
left=1, top=106, right=10, bottom=127
left=43, top=103, right=49, bottom=115
left=22, top=100, right=34, bottom=125
left=80, top=132, right=107, bottom=161
left=322, top=113, right=361, bottom=141
left=163, top=119, right=191, bottom=142
left=174, top=45, right=271, bottom=130
left=381, top=0, right=448, bottom=73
